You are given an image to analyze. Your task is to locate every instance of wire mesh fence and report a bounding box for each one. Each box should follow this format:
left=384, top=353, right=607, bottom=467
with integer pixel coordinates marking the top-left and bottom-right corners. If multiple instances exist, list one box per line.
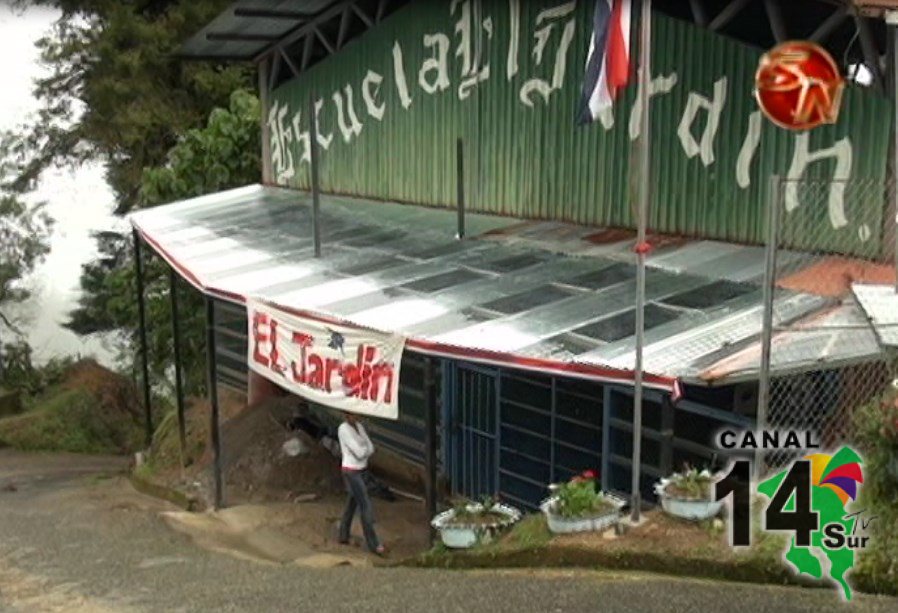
left=761, top=176, right=898, bottom=470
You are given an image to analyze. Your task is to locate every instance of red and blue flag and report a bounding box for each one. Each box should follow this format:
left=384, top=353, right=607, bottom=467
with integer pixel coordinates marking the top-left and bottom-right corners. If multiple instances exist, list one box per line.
left=578, top=0, right=632, bottom=124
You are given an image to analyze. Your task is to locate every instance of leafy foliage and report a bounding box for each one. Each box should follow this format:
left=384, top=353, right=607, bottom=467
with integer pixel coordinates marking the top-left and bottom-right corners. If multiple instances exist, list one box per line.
left=0, top=338, right=74, bottom=397
left=657, top=466, right=714, bottom=501
left=0, top=137, right=52, bottom=336
left=8, top=0, right=250, bottom=212
left=547, top=470, right=615, bottom=519
left=65, top=90, right=261, bottom=398
left=853, top=381, right=898, bottom=594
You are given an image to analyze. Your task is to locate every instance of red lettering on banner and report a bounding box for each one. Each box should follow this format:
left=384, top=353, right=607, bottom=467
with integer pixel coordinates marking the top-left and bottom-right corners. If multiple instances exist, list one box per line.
left=322, top=358, right=337, bottom=392
left=370, top=362, right=395, bottom=403
left=252, top=312, right=270, bottom=367
left=252, top=308, right=399, bottom=406
left=291, top=332, right=314, bottom=383
left=307, top=354, right=324, bottom=388
left=269, top=319, right=284, bottom=373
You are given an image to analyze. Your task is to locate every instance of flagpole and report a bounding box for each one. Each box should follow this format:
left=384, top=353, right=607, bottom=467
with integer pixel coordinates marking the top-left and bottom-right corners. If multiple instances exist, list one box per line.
left=630, top=0, right=652, bottom=524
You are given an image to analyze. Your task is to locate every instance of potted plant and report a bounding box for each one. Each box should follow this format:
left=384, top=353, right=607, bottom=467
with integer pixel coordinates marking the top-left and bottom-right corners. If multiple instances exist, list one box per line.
left=540, top=470, right=625, bottom=534
left=430, top=495, right=521, bottom=549
left=654, top=466, right=721, bottom=521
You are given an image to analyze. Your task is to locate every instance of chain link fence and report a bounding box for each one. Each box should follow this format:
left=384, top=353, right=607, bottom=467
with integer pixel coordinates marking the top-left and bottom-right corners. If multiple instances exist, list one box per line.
left=760, top=177, right=898, bottom=470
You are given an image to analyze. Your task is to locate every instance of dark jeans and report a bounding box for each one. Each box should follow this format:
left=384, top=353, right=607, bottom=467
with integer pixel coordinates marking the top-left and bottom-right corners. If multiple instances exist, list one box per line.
left=339, top=470, right=380, bottom=552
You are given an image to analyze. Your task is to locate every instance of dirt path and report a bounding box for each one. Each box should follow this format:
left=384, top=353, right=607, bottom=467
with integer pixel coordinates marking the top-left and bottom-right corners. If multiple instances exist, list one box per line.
left=2, top=450, right=898, bottom=612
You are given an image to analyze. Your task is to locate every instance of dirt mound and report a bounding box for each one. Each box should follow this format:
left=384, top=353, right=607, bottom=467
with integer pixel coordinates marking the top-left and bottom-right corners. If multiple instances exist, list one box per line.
left=219, top=400, right=344, bottom=504
left=61, top=360, right=142, bottom=421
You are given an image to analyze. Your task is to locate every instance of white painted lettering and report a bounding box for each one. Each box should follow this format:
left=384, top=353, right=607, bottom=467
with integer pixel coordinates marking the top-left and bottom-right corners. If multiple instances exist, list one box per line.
left=677, top=77, right=728, bottom=166
left=736, top=111, right=762, bottom=188
left=392, top=42, right=413, bottom=109
left=786, top=134, right=853, bottom=229
left=419, top=33, right=451, bottom=94
left=362, top=70, right=386, bottom=120
left=629, top=72, right=678, bottom=140
left=333, top=84, right=363, bottom=143
left=507, top=0, right=520, bottom=80
left=314, top=98, right=333, bottom=149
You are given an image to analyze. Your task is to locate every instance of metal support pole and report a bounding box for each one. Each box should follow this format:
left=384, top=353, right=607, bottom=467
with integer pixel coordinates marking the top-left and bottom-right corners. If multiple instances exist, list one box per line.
left=309, top=95, right=322, bottom=258
left=757, top=174, right=782, bottom=481
left=169, top=268, right=187, bottom=466
left=259, top=56, right=273, bottom=184
left=132, top=228, right=153, bottom=449
left=456, top=138, right=466, bottom=240
left=205, top=296, right=224, bottom=509
left=892, top=21, right=898, bottom=293
left=630, top=0, right=652, bottom=524
left=424, top=357, right=439, bottom=542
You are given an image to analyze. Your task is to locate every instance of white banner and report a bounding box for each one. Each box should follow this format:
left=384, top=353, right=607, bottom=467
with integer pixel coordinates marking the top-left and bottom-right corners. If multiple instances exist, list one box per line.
left=246, top=298, right=405, bottom=419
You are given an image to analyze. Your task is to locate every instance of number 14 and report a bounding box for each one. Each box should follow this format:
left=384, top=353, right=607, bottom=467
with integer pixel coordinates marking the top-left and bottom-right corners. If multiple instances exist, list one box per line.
left=715, top=459, right=819, bottom=547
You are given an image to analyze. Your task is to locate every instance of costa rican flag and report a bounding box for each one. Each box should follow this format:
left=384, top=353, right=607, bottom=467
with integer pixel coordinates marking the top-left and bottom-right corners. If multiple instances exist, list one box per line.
left=578, top=0, right=632, bottom=124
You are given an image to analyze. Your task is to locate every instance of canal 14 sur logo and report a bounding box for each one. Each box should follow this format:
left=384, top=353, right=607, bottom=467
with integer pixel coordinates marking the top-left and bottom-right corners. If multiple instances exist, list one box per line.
left=713, top=429, right=873, bottom=601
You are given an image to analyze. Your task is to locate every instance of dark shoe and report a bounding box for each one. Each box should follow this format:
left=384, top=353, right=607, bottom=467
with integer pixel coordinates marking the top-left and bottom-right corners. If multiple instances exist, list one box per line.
left=373, top=544, right=386, bottom=557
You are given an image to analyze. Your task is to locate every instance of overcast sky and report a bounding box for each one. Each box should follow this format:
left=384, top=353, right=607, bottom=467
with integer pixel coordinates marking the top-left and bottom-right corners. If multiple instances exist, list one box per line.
left=2, top=4, right=119, bottom=365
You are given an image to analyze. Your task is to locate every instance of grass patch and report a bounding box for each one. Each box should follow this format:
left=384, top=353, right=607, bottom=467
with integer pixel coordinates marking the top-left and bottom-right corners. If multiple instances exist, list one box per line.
left=0, top=386, right=142, bottom=454
left=500, top=514, right=553, bottom=550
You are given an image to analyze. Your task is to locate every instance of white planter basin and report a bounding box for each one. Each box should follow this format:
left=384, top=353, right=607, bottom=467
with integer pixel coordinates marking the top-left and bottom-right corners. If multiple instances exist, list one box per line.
left=431, top=503, right=521, bottom=549
left=659, top=494, right=722, bottom=521
left=540, top=493, right=626, bottom=534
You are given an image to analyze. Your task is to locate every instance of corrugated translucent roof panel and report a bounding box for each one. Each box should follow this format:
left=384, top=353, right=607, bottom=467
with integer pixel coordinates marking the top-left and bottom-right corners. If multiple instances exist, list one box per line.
left=130, top=185, right=885, bottom=390
left=178, top=1, right=334, bottom=61
left=853, top=283, right=898, bottom=347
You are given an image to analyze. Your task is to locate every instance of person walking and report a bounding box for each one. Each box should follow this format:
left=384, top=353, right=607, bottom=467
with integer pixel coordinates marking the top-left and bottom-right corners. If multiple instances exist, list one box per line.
left=337, top=412, right=385, bottom=555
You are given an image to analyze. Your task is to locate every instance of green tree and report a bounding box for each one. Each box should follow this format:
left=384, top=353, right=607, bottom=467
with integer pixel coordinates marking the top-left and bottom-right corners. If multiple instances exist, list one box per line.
left=0, top=135, right=52, bottom=343
left=66, top=90, right=261, bottom=396
left=4, top=0, right=257, bottom=398
left=10, top=0, right=251, bottom=212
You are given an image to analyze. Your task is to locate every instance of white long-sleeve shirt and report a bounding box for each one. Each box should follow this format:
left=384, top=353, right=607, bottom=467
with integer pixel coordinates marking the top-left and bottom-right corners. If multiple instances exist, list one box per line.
left=338, top=421, right=374, bottom=470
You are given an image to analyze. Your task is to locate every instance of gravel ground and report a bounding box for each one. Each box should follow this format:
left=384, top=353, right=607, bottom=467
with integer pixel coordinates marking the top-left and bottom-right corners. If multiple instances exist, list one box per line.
left=1, top=449, right=897, bottom=613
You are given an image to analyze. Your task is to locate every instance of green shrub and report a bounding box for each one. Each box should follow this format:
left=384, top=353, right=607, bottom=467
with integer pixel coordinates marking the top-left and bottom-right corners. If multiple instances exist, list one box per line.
left=0, top=387, right=142, bottom=454
left=853, top=383, right=898, bottom=595
left=547, top=470, right=616, bottom=518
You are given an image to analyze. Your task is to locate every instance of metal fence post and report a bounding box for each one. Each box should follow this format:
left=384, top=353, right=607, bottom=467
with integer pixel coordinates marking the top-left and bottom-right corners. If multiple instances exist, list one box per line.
left=757, top=174, right=782, bottom=480
left=259, top=56, right=273, bottom=185
left=169, top=268, right=187, bottom=466
left=630, top=0, right=653, bottom=524
left=456, top=138, right=465, bottom=240
left=205, top=296, right=224, bottom=509
left=424, top=357, right=439, bottom=542
left=309, top=94, right=322, bottom=258
left=892, top=20, right=898, bottom=293
left=132, top=228, right=153, bottom=448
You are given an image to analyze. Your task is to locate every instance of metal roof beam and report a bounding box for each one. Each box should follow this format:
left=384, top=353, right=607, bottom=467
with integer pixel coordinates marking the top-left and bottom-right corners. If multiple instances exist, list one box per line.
left=688, top=0, right=708, bottom=27
left=280, top=47, right=301, bottom=77
left=268, top=49, right=282, bottom=91
left=855, top=11, right=886, bottom=91
left=352, top=3, right=374, bottom=28
left=709, top=0, right=752, bottom=32
left=206, top=32, right=281, bottom=42
left=763, top=0, right=788, bottom=43
left=232, top=8, right=309, bottom=20
left=810, top=6, right=849, bottom=42
left=301, top=32, right=315, bottom=70
left=337, top=6, right=351, bottom=49
left=315, top=27, right=335, bottom=55
left=376, top=0, right=388, bottom=23
left=252, top=0, right=357, bottom=63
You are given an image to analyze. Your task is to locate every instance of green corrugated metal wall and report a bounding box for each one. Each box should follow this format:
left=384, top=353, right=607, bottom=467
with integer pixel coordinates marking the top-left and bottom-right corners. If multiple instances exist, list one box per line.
left=268, top=0, right=892, bottom=257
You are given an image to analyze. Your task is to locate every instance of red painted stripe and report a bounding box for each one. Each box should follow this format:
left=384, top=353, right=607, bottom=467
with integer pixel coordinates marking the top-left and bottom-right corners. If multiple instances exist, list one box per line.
left=132, top=220, right=678, bottom=394
left=605, top=0, right=630, bottom=99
